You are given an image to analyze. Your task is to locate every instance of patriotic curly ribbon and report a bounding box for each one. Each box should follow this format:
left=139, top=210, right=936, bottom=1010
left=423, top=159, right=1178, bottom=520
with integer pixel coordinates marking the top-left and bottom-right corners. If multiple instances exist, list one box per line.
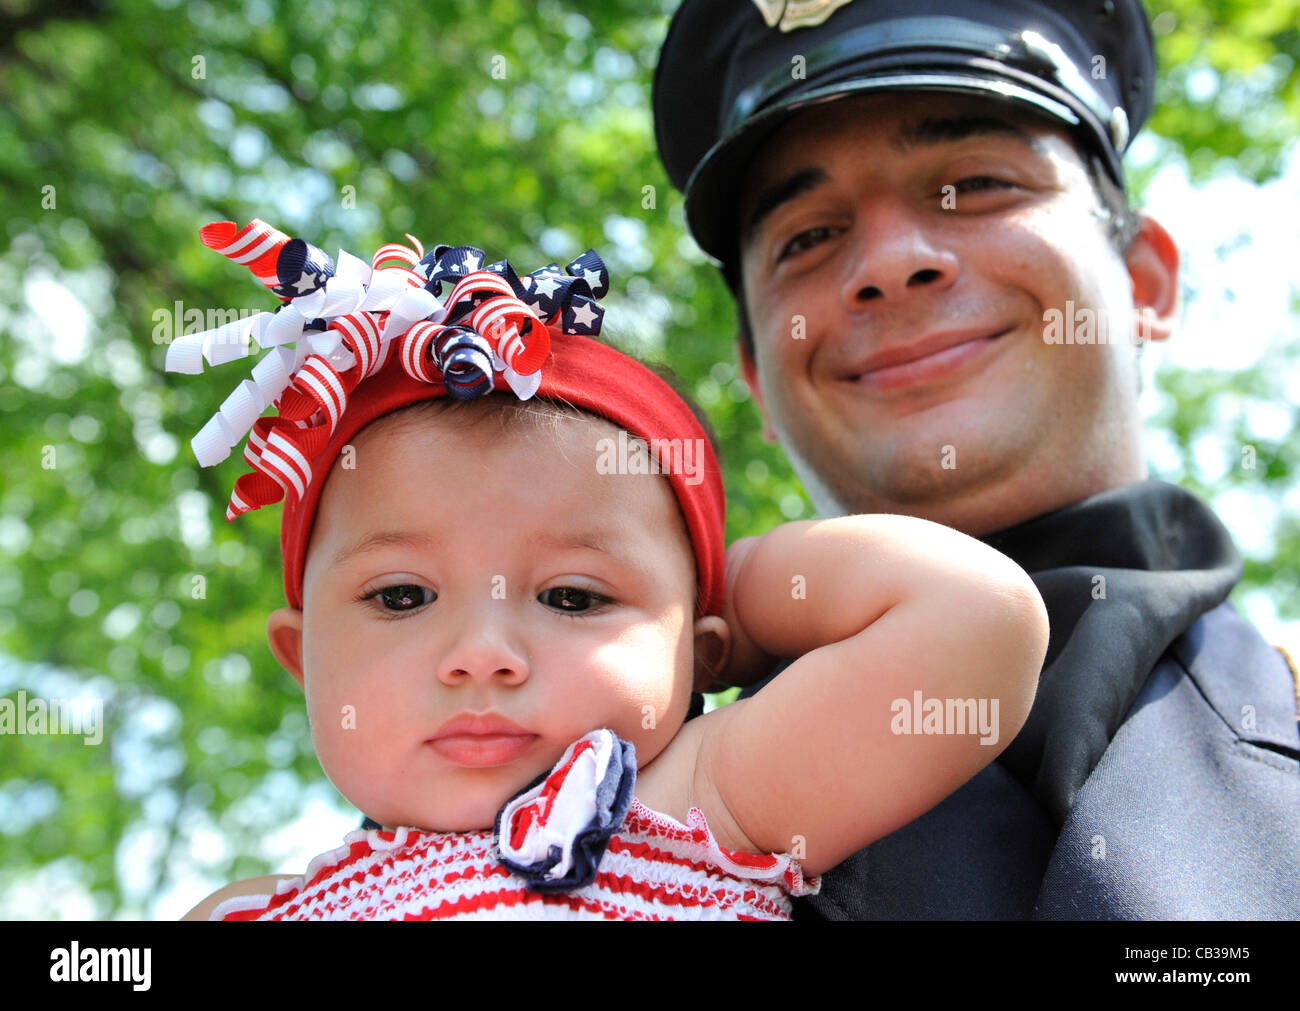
left=494, top=729, right=637, bottom=893
left=164, top=218, right=610, bottom=520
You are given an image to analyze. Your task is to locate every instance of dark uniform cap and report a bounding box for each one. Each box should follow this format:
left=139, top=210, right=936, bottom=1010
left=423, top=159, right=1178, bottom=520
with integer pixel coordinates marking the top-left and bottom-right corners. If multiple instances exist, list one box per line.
left=654, top=0, right=1156, bottom=265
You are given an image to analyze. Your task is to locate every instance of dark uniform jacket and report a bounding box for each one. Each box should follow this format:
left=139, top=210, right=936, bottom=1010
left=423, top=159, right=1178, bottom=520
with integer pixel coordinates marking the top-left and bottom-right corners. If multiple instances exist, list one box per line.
left=747, top=479, right=1300, bottom=919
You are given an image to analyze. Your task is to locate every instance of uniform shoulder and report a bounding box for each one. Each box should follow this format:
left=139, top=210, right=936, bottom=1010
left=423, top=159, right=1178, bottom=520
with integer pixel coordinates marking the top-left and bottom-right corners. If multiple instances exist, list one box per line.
left=1172, top=601, right=1300, bottom=748
left=181, top=874, right=298, bottom=921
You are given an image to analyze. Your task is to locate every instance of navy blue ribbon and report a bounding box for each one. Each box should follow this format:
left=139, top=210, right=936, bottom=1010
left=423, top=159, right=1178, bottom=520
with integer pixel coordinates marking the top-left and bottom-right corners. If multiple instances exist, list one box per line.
left=274, top=238, right=336, bottom=300
left=417, top=244, right=609, bottom=339
left=432, top=325, right=495, bottom=400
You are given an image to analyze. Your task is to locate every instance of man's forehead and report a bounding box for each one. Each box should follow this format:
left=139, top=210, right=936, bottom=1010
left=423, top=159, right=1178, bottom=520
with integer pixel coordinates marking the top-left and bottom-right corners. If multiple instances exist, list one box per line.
left=740, top=92, right=1073, bottom=206
left=764, top=92, right=1067, bottom=163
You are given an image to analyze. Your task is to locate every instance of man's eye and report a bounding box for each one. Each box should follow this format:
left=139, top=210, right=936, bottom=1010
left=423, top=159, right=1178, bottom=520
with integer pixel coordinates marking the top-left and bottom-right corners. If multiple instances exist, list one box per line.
left=539, top=586, right=607, bottom=615
left=949, top=176, right=1015, bottom=194
left=777, top=225, right=835, bottom=261
left=363, top=584, right=435, bottom=615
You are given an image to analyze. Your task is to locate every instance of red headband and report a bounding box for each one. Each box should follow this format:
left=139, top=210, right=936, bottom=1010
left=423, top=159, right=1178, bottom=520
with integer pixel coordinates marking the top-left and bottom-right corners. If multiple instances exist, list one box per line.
left=166, top=220, right=725, bottom=617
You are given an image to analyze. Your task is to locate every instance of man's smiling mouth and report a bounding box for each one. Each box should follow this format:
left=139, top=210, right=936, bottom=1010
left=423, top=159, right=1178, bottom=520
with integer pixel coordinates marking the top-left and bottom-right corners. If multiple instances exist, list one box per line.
left=844, top=327, right=1011, bottom=392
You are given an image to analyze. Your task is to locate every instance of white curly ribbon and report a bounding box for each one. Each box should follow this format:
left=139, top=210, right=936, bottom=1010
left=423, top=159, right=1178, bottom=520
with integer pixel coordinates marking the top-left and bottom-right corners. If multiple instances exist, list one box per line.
left=165, top=244, right=446, bottom=467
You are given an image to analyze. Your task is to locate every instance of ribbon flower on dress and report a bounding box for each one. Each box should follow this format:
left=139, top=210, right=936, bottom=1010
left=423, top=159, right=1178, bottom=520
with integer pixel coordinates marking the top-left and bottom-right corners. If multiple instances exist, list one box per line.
left=495, top=729, right=637, bottom=893
left=163, top=218, right=609, bottom=520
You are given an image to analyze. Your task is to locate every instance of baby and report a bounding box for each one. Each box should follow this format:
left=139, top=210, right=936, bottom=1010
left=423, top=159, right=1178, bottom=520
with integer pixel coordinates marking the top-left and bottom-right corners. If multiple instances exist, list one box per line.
left=177, top=220, right=1048, bottom=920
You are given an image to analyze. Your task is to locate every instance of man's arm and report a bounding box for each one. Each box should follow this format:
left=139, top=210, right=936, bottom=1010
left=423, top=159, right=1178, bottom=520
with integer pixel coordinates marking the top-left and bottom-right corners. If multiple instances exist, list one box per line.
left=687, top=516, right=1048, bottom=878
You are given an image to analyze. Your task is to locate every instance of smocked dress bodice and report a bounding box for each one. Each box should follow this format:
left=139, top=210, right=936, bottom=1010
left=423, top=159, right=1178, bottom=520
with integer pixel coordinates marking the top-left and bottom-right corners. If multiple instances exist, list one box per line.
left=212, top=730, right=818, bottom=921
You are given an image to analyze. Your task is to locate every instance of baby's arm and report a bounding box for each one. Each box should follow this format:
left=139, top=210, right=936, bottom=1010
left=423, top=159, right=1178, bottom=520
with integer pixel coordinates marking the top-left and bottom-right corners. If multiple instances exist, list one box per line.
left=685, top=516, right=1048, bottom=877
left=181, top=875, right=298, bottom=921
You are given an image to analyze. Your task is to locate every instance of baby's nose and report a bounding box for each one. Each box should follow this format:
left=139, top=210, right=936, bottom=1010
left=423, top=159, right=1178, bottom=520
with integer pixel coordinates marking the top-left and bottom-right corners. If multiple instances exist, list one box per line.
left=434, top=610, right=529, bottom=687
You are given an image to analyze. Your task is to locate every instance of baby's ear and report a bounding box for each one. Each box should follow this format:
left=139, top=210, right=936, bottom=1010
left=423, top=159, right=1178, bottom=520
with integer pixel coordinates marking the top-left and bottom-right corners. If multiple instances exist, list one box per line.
left=692, top=615, right=731, bottom=694
left=267, top=607, right=306, bottom=690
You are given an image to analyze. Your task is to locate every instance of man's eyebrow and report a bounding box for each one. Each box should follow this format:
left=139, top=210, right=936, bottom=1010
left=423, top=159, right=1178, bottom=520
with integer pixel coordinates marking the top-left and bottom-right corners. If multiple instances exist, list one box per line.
left=743, top=166, right=829, bottom=244
left=332, top=530, right=442, bottom=567
left=742, top=116, right=1045, bottom=244
left=892, top=115, right=1047, bottom=155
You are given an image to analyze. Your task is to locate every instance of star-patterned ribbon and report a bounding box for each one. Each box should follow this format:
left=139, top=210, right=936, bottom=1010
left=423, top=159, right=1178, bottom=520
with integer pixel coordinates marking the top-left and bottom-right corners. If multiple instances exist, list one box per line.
left=164, top=218, right=611, bottom=521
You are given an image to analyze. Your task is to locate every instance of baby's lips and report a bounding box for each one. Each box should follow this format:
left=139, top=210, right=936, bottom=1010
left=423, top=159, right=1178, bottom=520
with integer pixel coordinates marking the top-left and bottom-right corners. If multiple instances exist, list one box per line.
left=428, top=711, right=534, bottom=742
left=429, top=733, right=538, bottom=768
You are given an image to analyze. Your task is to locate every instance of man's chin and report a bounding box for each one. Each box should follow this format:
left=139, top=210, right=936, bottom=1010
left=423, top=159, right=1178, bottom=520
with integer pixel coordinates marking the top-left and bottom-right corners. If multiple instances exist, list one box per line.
left=784, top=429, right=1027, bottom=519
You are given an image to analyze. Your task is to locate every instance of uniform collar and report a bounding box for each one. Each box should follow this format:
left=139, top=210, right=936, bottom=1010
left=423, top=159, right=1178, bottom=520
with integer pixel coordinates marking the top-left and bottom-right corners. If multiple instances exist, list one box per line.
left=979, top=480, right=1242, bottom=826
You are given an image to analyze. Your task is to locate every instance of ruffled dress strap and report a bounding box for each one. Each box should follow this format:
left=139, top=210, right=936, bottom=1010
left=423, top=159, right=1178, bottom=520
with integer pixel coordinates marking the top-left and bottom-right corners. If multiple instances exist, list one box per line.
left=621, top=799, right=819, bottom=900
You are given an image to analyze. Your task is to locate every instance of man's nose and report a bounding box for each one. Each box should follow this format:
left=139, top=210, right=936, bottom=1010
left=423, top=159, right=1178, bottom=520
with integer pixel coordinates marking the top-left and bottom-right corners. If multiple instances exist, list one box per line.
left=841, top=198, right=959, bottom=306
left=435, top=602, right=529, bottom=687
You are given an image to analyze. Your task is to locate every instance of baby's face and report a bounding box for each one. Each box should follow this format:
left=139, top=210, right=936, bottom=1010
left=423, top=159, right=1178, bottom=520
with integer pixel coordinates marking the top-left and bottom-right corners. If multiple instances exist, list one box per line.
left=281, top=405, right=703, bottom=832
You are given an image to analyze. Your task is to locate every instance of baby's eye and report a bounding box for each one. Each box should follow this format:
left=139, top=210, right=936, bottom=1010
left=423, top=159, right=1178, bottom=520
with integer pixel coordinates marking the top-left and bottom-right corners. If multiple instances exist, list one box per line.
left=538, top=586, right=608, bottom=615
left=362, top=584, right=435, bottom=615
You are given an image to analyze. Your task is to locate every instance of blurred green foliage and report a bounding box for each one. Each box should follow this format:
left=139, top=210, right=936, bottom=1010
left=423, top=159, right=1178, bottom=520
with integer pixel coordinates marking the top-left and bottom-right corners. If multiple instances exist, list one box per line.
left=0, top=0, right=1296, bottom=917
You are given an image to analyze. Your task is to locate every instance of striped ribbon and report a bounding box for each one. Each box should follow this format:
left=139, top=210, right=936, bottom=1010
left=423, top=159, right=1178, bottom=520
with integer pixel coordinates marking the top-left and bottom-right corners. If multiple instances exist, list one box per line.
left=165, top=218, right=610, bottom=521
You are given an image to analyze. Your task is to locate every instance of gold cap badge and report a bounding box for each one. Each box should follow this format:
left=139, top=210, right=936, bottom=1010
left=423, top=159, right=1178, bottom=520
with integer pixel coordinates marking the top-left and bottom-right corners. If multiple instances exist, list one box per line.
left=752, top=0, right=856, bottom=33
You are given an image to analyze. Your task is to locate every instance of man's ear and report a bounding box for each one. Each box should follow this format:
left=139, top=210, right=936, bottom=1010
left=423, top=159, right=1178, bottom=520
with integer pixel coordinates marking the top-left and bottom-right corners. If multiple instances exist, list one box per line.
left=692, top=615, right=731, bottom=694
left=267, top=607, right=306, bottom=690
left=1125, top=214, right=1179, bottom=343
left=737, top=336, right=778, bottom=443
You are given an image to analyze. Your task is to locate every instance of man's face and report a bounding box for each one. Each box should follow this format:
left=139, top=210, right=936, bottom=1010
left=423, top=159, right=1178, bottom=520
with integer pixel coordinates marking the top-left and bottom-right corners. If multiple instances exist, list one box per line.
left=278, top=407, right=702, bottom=833
left=737, top=92, right=1163, bottom=535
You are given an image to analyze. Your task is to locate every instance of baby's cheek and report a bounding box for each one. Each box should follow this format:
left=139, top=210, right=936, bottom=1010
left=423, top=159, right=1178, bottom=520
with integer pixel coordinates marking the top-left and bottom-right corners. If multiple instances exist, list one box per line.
left=591, top=640, right=673, bottom=700
left=303, top=684, right=353, bottom=771
left=303, top=686, right=393, bottom=817
left=303, top=668, right=379, bottom=757
left=593, top=649, right=689, bottom=753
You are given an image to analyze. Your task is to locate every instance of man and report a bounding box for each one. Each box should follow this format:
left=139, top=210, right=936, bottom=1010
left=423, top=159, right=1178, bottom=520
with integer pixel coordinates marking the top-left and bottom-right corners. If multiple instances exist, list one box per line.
left=654, top=0, right=1299, bottom=918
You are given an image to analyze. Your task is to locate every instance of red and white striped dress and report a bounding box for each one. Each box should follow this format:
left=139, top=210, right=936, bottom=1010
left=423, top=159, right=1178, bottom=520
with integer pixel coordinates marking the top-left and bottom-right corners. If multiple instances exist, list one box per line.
left=212, top=735, right=818, bottom=921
